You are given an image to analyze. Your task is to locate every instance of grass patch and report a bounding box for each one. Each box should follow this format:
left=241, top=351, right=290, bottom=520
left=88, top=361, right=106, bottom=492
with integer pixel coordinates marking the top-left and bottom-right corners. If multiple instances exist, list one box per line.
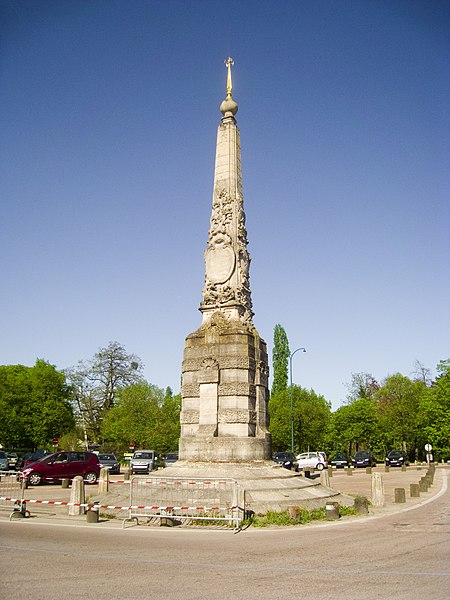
left=248, top=504, right=358, bottom=527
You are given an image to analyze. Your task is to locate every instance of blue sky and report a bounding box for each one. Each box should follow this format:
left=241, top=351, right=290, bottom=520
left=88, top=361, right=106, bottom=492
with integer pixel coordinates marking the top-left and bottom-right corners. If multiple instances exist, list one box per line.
left=1, top=0, right=449, bottom=409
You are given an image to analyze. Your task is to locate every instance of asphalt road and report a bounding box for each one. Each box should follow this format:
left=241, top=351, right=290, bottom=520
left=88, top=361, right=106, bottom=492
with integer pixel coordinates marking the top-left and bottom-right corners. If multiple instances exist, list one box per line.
left=1, top=472, right=449, bottom=600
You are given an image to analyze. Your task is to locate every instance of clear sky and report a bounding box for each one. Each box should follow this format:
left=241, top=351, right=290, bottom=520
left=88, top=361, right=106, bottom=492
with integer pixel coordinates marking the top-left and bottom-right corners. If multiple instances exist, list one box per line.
left=1, top=0, right=449, bottom=409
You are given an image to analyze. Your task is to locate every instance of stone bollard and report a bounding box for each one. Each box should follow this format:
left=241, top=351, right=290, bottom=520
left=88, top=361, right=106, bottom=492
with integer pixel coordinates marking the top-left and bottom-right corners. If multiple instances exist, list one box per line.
left=327, top=466, right=333, bottom=478
left=371, top=472, right=385, bottom=507
left=69, top=475, right=85, bottom=516
left=394, top=488, right=406, bottom=503
left=366, top=466, right=372, bottom=474
left=287, top=506, right=302, bottom=522
left=401, top=464, right=406, bottom=472
left=354, top=496, right=369, bottom=514
left=320, top=469, right=330, bottom=488
left=86, top=502, right=99, bottom=523
left=325, top=501, right=340, bottom=520
left=384, top=465, right=390, bottom=473
left=124, top=467, right=130, bottom=481
left=61, top=478, right=69, bottom=489
left=419, top=478, right=428, bottom=493
left=416, top=463, right=422, bottom=470
left=98, top=467, right=109, bottom=494
left=410, top=483, right=420, bottom=498
left=346, top=467, right=353, bottom=476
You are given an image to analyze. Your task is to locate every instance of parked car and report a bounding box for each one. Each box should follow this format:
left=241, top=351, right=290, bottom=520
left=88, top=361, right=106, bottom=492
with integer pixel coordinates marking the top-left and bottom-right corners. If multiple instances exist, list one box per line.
left=385, top=450, right=410, bottom=467
left=0, top=451, right=9, bottom=471
left=98, top=453, right=120, bottom=474
left=329, top=453, right=350, bottom=468
left=130, top=450, right=156, bottom=474
left=163, top=452, right=179, bottom=467
left=272, top=451, right=296, bottom=470
left=20, top=451, right=100, bottom=486
left=7, top=453, right=19, bottom=469
left=294, top=451, right=328, bottom=472
left=352, top=451, right=377, bottom=468
left=16, top=450, right=50, bottom=470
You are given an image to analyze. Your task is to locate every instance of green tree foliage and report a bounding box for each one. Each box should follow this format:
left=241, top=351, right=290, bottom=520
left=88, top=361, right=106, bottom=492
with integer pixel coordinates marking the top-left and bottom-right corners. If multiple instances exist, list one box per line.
left=326, top=398, right=381, bottom=456
left=0, top=360, right=75, bottom=449
left=100, top=383, right=181, bottom=455
left=418, top=359, right=450, bottom=459
left=345, top=372, right=379, bottom=403
left=269, top=386, right=330, bottom=453
left=271, top=324, right=290, bottom=396
left=375, top=373, right=425, bottom=454
left=66, top=341, right=144, bottom=441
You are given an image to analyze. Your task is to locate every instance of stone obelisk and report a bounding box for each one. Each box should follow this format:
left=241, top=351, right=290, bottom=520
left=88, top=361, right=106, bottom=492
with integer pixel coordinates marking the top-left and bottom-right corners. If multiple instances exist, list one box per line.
left=179, top=58, right=271, bottom=463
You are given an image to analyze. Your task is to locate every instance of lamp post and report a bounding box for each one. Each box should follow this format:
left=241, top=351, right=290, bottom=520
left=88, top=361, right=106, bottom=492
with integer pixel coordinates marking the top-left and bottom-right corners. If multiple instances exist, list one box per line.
left=289, top=347, right=306, bottom=453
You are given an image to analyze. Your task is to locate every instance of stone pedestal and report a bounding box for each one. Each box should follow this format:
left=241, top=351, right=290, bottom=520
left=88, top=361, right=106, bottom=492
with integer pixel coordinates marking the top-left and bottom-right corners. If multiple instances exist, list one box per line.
left=180, top=320, right=271, bottom=462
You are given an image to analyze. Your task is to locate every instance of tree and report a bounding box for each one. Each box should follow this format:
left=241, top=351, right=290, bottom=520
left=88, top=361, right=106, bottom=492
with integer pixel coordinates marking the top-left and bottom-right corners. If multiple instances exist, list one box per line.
left=269, top=386, right=331, bottom=453
left=418, top=359, right=450, bottom=460
left=345, top=372, right=379, bottom=403
left=100, top=383, right=181, bottom=455
left=271, top=324, right=290, bottom=396
left=375, top=373, right=425, bottom=456
left=66, top=341, right=144, bottom=441
left=326, top=398, right=381, bottom=457
left=0, top=360, right=75, bottom=449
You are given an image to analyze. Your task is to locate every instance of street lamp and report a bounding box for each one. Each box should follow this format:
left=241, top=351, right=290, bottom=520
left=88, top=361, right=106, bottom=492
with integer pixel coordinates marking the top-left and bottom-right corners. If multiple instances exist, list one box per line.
left=289, top=347, right=306, bottom=453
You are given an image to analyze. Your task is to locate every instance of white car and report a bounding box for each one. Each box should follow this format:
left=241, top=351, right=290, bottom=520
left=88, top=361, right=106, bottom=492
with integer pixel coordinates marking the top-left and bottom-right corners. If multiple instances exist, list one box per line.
left=294, top=451, right=327, bottom=472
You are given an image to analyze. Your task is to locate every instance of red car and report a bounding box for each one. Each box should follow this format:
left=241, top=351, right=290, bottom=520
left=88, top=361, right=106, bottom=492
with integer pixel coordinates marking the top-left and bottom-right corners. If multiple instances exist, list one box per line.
left=21, top=451, right=100, bottom=485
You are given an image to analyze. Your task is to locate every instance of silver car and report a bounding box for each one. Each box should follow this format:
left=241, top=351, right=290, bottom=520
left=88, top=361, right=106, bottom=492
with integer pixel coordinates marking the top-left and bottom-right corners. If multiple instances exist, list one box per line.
left=130, top=450, right=156, bottom=474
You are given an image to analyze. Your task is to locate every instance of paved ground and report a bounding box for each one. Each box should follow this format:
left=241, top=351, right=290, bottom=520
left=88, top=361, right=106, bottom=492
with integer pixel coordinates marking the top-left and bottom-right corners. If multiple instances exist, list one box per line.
left=0, top=462, right=442, bottom=523
left=0, top=466, right=448, bottom=600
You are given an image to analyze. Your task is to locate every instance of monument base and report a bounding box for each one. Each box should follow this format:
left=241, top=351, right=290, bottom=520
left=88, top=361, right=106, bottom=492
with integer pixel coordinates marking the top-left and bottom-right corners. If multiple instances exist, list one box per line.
left=159, top=461, right=349, bottom=514
left=179, top=436, right=271, bottom=463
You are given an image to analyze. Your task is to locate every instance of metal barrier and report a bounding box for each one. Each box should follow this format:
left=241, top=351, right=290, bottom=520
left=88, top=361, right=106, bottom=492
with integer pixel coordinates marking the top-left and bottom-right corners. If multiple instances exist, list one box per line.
left=123, top=477, right=244, bottom=530
left=0, top=471, right=30, bottom=519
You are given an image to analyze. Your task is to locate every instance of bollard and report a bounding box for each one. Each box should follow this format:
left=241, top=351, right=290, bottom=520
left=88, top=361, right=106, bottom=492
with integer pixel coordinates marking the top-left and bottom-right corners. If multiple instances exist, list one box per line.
left=401, top=464, right=406, bottom=472
left=394, top=488, right=406, bottom=503
left=69, top=476, right=85, bottom=516
left=320, top=469, right=330, bottom=488
left=371, top=472, right=385, bottom=507
left=346, top=467, right=353, bottom=476
left=384, top=465, right=390, bottom=473
left=419, top=478, right=428, bottom=493
left=366, top=466, right=372, bottom=474
left=327, top=466, right=333, bottom=478
left=325, top=502, right=340, bottom=520
left=86, top=502, right=99, bottom=523
left=353, top=496, right=369, bottom=515
left=61, top=478, right=69, bottom=489
left=124, top=467, right=130, bottom=481
left=287, top=506, right=301, bottom=522
left=98, top=467, right=109, bottom=494
left=410, top=483, right=420, bottom=498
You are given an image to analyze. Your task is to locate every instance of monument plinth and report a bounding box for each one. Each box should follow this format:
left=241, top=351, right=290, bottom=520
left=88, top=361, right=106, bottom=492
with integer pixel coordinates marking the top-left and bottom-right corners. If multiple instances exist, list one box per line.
left=179, top=58, right=271, bottom=463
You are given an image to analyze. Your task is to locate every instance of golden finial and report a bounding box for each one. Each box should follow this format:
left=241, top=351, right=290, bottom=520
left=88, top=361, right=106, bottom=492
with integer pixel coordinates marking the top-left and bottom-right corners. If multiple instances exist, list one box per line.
left=225, top=57, right=234, bottom=99
left=220, top=57, right=238, bottom=117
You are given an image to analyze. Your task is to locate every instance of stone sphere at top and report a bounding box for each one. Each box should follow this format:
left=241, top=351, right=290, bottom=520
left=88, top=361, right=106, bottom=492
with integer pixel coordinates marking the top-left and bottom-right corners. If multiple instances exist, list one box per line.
left=220, top=96, right=238, bottom=116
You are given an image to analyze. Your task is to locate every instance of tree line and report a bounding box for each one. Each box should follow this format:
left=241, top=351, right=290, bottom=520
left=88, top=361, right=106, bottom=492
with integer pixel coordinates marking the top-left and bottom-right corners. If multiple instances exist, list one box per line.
left=270, top=324, right=450, bottom=461
left=1, top=334, right=448, bottom=462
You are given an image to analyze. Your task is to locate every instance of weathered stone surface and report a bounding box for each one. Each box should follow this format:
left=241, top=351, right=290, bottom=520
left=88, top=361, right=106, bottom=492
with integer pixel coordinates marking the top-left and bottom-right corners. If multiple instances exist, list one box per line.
left=179, top=62, right=270, bottom=463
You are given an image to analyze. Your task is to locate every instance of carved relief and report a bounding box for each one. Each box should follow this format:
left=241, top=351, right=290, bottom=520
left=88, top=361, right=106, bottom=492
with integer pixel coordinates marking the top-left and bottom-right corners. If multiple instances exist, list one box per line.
left=180, top=410, right=200, bottom=424
left=218, top=409, right=257, bottom=424
left=181, top=383, right=200, bottom=397
left=218, top=383, right=256, bottom=397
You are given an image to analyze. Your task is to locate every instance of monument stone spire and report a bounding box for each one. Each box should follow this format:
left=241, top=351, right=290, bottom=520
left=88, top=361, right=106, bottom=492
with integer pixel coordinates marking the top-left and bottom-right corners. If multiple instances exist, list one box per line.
left=179, top=59, right=271, bottom=463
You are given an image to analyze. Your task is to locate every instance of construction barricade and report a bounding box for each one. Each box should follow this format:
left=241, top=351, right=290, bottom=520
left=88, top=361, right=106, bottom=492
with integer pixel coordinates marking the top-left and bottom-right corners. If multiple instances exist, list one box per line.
left=0, top=471, right=30, bottom=519
left=123, top=476, right=244, bottom=530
